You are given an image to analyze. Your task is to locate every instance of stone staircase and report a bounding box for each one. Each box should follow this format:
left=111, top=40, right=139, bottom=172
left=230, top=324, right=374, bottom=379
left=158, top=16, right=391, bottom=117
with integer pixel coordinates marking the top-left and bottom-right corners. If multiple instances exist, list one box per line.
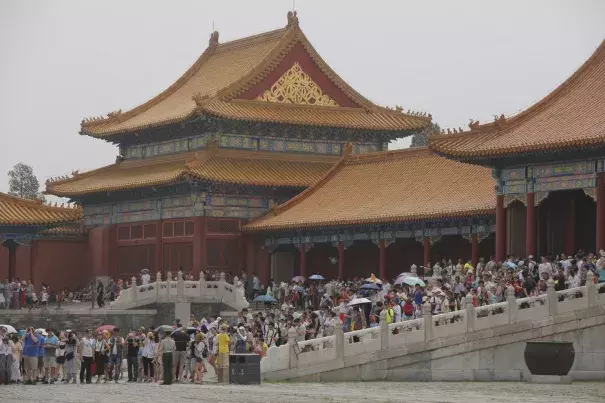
left=262, top=272, right=605, bottom=382
left=110, top=271, right=249, bottom=312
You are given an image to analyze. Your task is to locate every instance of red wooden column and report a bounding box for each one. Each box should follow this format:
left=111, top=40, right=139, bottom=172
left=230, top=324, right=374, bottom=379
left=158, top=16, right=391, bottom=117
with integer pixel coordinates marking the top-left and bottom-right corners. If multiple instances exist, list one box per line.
left=338, top=241, right=345, bottom=279
left=597, top=173, right=605, bottom=252
left=471, top=234, right=478, bottom=267
left=245, top=236, right=256, bottom=275
left=6, top=241, right=18, bottom=281
left=379, top=240, right=387, bottom=280
left=526, top=193, right=536, bottom=258
left=155, top=220, right=163, bottom=274
left=565, top=198, right=575, bottom=255
left=192, top=216, right=203, bottom=278
left=299, top=245, right=307, bottom=278
left=423, top=237, right=430, bottom=268
left=496, top=195, right=506, bottom=261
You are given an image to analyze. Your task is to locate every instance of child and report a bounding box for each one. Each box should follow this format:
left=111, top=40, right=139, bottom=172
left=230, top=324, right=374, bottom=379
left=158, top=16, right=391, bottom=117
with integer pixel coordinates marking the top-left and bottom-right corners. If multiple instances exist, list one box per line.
left=402, top=297, right=415, bottom=321
left=41, top=288, right=48, bottom=310
left=369, top=315, right=378, bottom=328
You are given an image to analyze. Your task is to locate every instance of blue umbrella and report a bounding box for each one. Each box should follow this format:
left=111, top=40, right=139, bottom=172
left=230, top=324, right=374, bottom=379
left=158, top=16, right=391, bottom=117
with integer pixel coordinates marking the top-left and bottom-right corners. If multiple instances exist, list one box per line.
left=309, top=274, right=325, bottom=280
left=253, top=295, right=277, bottom=303
left=360, top=283, right=381, bottom=290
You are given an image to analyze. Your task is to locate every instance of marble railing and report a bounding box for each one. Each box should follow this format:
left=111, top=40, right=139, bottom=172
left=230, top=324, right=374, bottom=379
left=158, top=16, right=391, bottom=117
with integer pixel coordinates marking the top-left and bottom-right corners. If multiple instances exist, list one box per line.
left=110, top=271, right=249, bottom=311
left=261, top=272, right=605, bottom=375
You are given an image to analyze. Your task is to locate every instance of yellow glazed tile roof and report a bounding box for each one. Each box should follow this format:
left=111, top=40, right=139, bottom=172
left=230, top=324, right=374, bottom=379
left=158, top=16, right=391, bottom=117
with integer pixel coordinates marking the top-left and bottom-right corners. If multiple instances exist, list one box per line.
left=80, top=15, right=431, bottom=137
left=190, top=149, right=337, bottom=188
left=244, top=147, right=496, bottom=232
left=0, top=193, right=82, bottom=226
left=430, top=39, right=605, bottom=159
left=46, top=153, right=190, bottom=197
left=46, top=148, right=337, bottom=197
left=199, top=99, right=429, bottom=131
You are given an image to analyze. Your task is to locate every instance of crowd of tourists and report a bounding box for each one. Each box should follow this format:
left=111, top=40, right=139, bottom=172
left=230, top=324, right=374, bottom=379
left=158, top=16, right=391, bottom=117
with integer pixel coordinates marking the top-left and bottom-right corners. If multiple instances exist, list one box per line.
left=1, top=249, right=604, bottom=388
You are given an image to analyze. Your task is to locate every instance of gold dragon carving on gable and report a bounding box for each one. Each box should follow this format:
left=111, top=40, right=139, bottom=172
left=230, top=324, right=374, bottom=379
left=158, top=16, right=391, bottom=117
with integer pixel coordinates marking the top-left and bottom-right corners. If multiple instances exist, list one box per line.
left=256, top=62, right=339, bottom=107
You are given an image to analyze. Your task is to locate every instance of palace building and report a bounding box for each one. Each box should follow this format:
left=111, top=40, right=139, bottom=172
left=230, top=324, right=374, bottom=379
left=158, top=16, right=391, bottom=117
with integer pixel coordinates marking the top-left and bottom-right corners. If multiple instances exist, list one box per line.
left=2, top=15, right=601, bottom=288
left=43, top=12, right=431, bottom=285
left=0, top=193, right=84, bottom=288
left=430, top=38, right=605, bottom=262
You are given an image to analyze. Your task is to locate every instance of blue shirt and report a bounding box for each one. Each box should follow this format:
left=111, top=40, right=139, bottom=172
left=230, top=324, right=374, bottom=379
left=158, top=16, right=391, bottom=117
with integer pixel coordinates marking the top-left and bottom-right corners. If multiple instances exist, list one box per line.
left=413, top=290, right=423, bottom=305
left=23, top=333, right=40, bottom=357
left=37, top=336, right=46, bottom=357
left=44, top=335, right=59, bottom=357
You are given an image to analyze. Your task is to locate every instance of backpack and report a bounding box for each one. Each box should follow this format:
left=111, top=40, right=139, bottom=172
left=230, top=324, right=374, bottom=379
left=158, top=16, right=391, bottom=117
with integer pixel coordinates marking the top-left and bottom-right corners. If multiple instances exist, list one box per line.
left=202, top=342, right=208, bottom=358
left=403, top=302, right=414, bottom=316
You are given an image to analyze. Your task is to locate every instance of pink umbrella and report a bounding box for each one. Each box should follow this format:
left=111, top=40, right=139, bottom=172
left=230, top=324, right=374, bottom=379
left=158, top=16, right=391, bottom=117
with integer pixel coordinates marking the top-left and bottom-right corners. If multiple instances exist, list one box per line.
left=96, top=324, right=115, bottom=333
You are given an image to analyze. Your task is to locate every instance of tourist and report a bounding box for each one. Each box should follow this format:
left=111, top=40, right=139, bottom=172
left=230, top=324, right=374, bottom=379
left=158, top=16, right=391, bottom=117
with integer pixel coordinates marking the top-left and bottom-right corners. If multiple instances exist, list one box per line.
left=171, top=326, right=189, bottom=382
left=193, top=333, right=206, bottom=384
left=126, top=332, right=139, bottom=382
left=93, top=332, right=108, bottom=383
left=64, top=331, right=77, bottom=383
left=141, top=332, right=155, bottom=382
left=42, top=328, right=58, bottom=384
left=79, top=329, right=94, bottom=384
left=22, top=327, right=40, bottom=384
left=159, top=332, right=175, bottom=385
left=0, top=327, right=13, bottom=385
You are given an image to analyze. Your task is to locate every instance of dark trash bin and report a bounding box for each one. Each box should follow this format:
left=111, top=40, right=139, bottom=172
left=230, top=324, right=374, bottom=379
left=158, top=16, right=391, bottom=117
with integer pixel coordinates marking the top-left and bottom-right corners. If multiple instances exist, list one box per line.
left=229, top=354, right=261, bottom=385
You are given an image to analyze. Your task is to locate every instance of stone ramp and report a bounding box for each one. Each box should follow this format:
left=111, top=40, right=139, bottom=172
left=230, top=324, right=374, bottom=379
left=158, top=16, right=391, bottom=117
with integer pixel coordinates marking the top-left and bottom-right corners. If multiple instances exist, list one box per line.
left=110, top=272, right=249, bottom=313
left=262, top=274, right=605, bottom=382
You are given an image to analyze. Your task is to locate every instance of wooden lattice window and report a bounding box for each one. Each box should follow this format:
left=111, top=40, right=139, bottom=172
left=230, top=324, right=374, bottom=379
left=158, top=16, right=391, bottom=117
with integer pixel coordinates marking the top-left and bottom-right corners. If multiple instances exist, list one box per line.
left=163, top=222, right=173, bottom=238
left=144, top=224, right=157, bottom=239
left=206, top=219, right=240, bottom=234
left=117, top=226, right=130, bottom=240
left=130, top=225, right=143, bottom=240
left=174, top=222, right=185, bottom=237
left=162, top=220, right=194, bottom=238
left=185, top=221, right=194, bottom=236
left=117, top=245, right=156, bottom=275
left=206, top=241, right=222, bottom=267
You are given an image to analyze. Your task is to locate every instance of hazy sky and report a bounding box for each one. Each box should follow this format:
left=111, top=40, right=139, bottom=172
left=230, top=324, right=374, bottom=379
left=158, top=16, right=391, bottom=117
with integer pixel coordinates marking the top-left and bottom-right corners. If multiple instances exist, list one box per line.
left=1, top=0, right=604, bottom=198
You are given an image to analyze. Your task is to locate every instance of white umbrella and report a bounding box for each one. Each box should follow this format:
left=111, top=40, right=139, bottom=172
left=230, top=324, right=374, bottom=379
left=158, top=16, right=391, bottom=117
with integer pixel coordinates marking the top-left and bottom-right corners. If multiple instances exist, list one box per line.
left=0, top=324, right=17, bottom=334
left=403, top=277, right=426, bottom=287
left=347, top=297, right=371, bottom=307
left=35, top=328, right=48, bottom=336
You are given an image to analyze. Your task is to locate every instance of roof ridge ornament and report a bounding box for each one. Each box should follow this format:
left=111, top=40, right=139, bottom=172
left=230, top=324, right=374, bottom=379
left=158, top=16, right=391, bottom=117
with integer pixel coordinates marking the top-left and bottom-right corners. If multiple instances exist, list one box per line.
left=342, top=142, right=354, bottom=159
left=494, top=114, right=507, bottom=129
left=209, top=30, right=219, bottom=53
left=287, top=10, right=299, bottom=28
left=468, top=119, right=480, bottom=131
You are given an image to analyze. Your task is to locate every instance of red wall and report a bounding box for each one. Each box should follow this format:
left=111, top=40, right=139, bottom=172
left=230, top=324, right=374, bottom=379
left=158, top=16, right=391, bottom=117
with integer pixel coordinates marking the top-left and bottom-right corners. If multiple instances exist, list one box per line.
left=0, top=239, right=87, bottom=290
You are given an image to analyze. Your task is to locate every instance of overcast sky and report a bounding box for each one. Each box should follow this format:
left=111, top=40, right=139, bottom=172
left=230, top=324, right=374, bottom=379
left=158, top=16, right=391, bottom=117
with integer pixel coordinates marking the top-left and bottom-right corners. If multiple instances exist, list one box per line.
left=1, top=0, right=604, bottom=198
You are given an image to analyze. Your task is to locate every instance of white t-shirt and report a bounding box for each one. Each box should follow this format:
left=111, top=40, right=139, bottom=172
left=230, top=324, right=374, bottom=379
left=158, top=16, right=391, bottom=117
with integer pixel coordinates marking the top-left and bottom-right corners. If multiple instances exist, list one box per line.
left=81, top=337, right=93, bottom=357
left=393, top=304, right=402, bottom=322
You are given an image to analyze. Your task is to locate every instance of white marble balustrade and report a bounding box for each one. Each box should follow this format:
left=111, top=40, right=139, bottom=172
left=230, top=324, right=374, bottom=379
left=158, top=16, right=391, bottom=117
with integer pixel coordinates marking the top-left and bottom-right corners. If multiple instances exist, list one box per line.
left=261, top=272, right=605, bottom=375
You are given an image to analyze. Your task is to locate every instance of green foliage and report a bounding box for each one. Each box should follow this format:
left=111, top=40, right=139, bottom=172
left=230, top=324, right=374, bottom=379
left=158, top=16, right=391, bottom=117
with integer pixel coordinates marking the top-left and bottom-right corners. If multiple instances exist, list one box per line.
left=8, top=162, right=43, bottom=200
left=410, top=123, right=441, bottom=148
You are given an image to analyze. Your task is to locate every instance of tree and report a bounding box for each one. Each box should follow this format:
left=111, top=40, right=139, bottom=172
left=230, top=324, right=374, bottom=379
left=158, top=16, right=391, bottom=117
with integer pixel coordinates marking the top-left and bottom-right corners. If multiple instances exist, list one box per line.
left=8, top=162, right=42, bottom=200
left=410, top=123, right=441, bottom=148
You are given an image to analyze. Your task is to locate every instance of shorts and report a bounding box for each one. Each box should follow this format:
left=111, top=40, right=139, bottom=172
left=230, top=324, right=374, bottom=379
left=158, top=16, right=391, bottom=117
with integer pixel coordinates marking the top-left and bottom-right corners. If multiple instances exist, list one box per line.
left=24, top=356, right=38, bottom=371
left=109, top=355, right=121, bottom=366
left=43, top=356, right=56, bottom=368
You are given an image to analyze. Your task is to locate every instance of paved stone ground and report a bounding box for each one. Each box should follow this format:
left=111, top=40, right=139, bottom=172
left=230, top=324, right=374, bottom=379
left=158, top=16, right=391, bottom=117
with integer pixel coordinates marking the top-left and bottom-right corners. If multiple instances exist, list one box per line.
left=3, top=381, right=605, bottom=403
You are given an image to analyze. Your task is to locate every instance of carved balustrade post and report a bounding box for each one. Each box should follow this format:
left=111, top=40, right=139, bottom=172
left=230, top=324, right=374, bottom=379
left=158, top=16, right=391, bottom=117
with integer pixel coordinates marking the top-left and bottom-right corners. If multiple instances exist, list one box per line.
left=506, top=285, right=517, bottom=324
left=131, top=276, right=138, bottom=302
left=379, top=309, right=389, bottom=350
left=547, top=278, right=557, bottom=317
left=177, top=273, right=185, bottom=299
left=465, top=295, right=475, bottom=333
left=422, top=302, right=433, bottom=341
left=156, top=271, right=162, bottom=300
left=199, top=271, right=206, bottom=298
left=288, top=327, right=298, bottom=369
left=586, top=271, right=597, bottom=307
left=166, top=271, right=173, bottom=300
left=334, top=319, right=344, bottom=360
